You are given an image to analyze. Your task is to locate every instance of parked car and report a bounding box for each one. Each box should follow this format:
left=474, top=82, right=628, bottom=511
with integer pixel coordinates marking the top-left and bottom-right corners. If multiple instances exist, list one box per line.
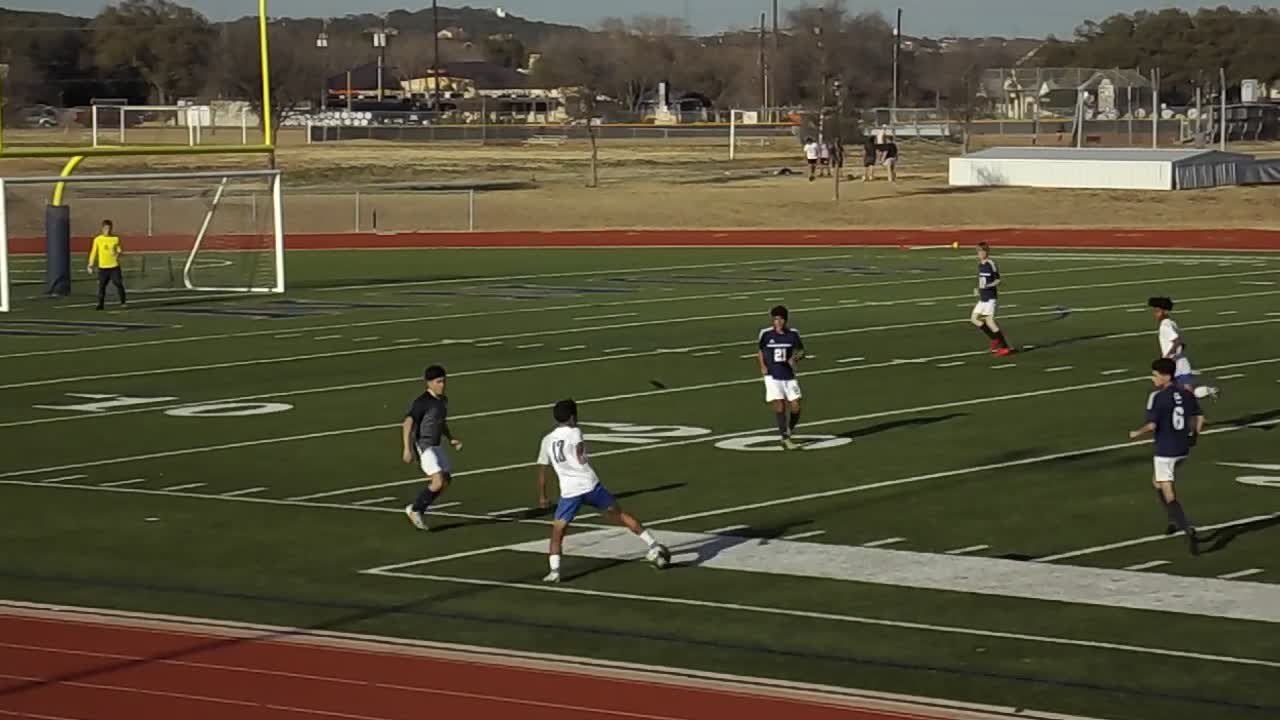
left=18, top=105, right=59, bottom=128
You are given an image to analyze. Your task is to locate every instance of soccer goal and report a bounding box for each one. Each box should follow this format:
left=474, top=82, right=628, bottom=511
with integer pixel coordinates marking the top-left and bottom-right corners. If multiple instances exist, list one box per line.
left=0, top=169, right=284, bottom=312
left=91, top=104, right=252, bottom=148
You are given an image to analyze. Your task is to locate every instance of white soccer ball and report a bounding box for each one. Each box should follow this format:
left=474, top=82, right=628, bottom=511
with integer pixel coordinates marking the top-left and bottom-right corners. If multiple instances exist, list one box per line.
left=647, top=545, right=672, bottom=569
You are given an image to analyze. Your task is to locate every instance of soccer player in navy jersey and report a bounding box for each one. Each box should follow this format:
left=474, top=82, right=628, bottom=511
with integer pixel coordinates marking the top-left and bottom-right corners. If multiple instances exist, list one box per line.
left=1129, top=358, right=1206, bottom=555
left=403, top=365, right=463, bottom=531
left=971, top=242, right=1011, bottom=357
left=757, top=305, right=805, bottom=450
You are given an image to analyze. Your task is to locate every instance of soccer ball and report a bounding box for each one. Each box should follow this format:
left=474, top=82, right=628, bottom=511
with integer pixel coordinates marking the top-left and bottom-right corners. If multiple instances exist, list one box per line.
left=646, top=544, right=672, bottom=569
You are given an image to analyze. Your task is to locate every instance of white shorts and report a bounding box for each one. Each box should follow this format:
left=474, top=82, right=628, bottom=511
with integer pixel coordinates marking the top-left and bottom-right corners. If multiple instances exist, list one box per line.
left=1154, top=456, right=1186, bottom=483
left=764, top=376, right=802, bottom=402
left=972, top=299, right=998, bottom=318
left=1174, top=357, right=1194, bottom=379
left=418, top=446, right=452, bottom=477
left=883, top=157, right=898, bottom=167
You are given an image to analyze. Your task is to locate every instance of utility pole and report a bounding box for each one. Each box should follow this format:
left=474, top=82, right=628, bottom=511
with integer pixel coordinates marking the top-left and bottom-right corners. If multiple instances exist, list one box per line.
left=833, top=78, right=844, bottom=201
left=816, top=8, right=826, bottom=150
left=432, top=0, right=442, bottom=111
left=771, top=0, right=779, bottom=121
left=759, top=13, right=768, bottom=110
left=368, top=19, right=398, bottom=103
left=891, top=8, right=902, bottom=131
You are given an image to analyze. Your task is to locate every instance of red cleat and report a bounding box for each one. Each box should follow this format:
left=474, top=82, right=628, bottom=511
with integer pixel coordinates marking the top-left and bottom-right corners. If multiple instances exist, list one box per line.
left=994, top=347, right=1013, bottom=357
left=989, top=339, right=1000, bottom=351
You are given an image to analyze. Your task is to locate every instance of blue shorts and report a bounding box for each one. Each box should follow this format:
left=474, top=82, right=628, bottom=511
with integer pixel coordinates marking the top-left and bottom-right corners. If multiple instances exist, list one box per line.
left=1176, top=374, right=1197, bottom=387
left=554, top=484, right=616, bottom=523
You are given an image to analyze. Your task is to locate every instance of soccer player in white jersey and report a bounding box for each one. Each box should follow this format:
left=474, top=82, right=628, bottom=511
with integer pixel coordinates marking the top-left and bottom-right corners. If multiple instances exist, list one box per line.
left=536, top=399, right=671, bottom=583
left=1149, top=297, right=1220, bottom=400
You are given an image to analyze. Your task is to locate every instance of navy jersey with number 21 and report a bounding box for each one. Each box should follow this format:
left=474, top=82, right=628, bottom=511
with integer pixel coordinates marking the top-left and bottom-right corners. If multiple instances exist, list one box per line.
left=759, top=328, right=804, bottom=380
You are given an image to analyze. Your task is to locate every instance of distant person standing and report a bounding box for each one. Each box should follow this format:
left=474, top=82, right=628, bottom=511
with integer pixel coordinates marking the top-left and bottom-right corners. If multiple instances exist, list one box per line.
left=862, top=137, right=878, bottom=181
left=803, top=137, right=820, bottom=181
left=818, top=141, right=832, bottom=177
left=880, top=136, right=900, bottom=183
left=87, top=220, right=126, bottom=311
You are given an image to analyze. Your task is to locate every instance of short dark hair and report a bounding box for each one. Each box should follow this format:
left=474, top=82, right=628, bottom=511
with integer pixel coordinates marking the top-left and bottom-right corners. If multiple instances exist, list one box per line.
left=1148, top=296, right=1174, bottom=311
left=977, top=241, right=991, bottom=252
left=553, top=399, right=577, bottom=424
left=1152, top=358, right=1176, bottom=377
left=424, top=365, right=447, bottom=381
left=770, top=305, right=788, bottom=321
left=101, top=220, right=113, bottom=231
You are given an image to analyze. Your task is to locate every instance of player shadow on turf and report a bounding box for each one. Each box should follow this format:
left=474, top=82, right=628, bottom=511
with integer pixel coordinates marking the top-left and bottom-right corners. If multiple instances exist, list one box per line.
left=1197, top=515, right=1280, bottom=555
left=830, top=413, right=967, bottom=441
left=1010, top=333, right=1113, bottom=353
left=1215, top=408, right=1280, bottom=431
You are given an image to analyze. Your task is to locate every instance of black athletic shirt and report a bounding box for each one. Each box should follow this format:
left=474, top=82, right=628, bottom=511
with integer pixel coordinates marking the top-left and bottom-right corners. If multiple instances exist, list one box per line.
left=406, top=392, right=451, bottom=450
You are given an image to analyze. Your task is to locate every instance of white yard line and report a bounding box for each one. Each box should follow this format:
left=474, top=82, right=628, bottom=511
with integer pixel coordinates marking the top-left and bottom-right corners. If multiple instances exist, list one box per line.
left=1101, top=369, right=1128, bottom=375
left=837, top=357, right=866, bottom=364
left=558, top=345, right=587, bottom=352
left=1044, top=366, right=1074, bottom=373
left=473, top=341, right=503, bottom=348
left=1217, top=373, right=1246, bottom=380
left=0, top=260, right=1181, bottom=362
left=313, top=335, right=342, bottom=341
left=351, top=496, right=399, bottom=506
left=781, top=530, right=827, bottom=541
left=160, top=483, right=205, bottom=492
left=991, top=363, right=1016, bottom=370
left=944, top=545, right=989, bottom=555
left=99, top=478, right=146, bottom=487
left=1123, top=560, right=1170, bottom=571
left=706, top=524, right=750, bottom=534
left=692, top=351, right=721, bottom=357
left=602, top=347, right=633, bottom=354
left=936, top=361, right=965, bottom=368
left=862, top=537, right=907, bottom=548
left=221, top=487, right=268, bottom=497
left=394, top=338, right=420, bottom=344
left=39, top=474, right=88, bottom=484
left=574, top=313, right=638, bottom=321
left=1219, top=569, right=1265, bottom=580
left=516, top=343, right=544, bottom=349
left=1038, top=512, right=1280, bottom=563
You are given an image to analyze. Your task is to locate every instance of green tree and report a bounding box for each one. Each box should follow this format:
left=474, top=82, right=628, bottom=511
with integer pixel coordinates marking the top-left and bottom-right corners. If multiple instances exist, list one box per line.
left=90, top=0, right=213, bottom=105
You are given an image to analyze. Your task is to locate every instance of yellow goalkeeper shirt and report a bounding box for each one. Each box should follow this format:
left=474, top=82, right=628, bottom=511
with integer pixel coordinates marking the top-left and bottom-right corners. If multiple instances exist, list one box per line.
left=89, top=234, right=122, bottom=269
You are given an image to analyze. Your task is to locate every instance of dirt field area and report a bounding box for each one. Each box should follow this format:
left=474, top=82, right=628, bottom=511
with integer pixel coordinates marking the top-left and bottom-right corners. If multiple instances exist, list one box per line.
left=2, top=128, right=1278, bottom=232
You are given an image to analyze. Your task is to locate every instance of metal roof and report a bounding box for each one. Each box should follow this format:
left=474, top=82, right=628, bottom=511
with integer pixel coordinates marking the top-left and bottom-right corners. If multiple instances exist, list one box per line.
left=962, top=147, right=1255, bottom=163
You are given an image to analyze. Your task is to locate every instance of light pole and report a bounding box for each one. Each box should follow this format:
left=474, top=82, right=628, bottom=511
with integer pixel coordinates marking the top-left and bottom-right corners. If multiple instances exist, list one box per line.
left=367, top=20, right=398, bottom=103
left=832, top=78, right=844, bottom=201
left=315, top=22, right=329, bottom=112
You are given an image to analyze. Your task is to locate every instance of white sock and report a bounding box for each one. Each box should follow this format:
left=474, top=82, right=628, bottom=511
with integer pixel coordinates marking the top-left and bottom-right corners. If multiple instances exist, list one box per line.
left=638, top=530, right=657, bottom=548
left=1193, top=386, right=1213, bottom=399
left=549, top=554, right=561, bottom=572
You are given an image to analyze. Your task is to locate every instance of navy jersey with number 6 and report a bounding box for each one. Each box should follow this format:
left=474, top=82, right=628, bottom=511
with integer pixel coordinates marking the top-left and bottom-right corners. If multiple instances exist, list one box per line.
left=1145, top=385, right=1201, bottom=458
left=978, top=259, right=1000, bottom=301
left=758, top=327, right=804, bottom=380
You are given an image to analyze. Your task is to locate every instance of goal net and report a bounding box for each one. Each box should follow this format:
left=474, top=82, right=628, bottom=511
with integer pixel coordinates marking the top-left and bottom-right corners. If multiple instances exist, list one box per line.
left=0, top=169, right=284, bottom=312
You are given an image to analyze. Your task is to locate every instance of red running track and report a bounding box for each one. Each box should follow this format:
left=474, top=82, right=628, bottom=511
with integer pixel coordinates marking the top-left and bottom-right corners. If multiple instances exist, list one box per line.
left=7, top=228, right=1280, bottom=254
left=0, top=609, right=1014, bottom=720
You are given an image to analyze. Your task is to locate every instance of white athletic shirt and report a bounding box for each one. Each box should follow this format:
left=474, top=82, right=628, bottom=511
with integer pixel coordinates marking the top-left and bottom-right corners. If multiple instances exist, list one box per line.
left=804, top=142, right=819, bottom=160
left=1159, top=318, right=1194, bottom=376
left=537, top=425, right=599, bottom=498
left=1158, top=319, right=1185, bottom=360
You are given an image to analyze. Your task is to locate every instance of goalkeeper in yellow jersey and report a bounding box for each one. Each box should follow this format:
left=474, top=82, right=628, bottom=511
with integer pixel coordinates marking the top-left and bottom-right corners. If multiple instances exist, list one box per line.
left=88, top=220, right=127, bottom=311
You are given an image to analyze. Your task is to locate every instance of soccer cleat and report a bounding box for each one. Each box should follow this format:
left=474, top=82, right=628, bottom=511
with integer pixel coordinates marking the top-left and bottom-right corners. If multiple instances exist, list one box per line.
left=1164, top=523, right=1178, bottom=536
left=989, top=339, right=1000, bottom=352
left=781, top=437, right=801, bottom=451
left=542, top=571, right=561, bottom=584
left=404, top=505, right=428, bottom=531
left=993, top=347, right=1013, bottom=357
left=1186, top=528, right=1200, bottom=556
left=646, top=544, right=672, bottom=569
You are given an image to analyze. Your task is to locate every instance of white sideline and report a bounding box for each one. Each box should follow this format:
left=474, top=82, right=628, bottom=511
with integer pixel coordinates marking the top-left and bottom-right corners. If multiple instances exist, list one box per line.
left=1, top=256, right=1139, bottom=361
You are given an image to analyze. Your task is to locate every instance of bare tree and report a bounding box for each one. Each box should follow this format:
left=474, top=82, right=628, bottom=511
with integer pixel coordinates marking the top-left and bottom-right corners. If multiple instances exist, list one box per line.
left=91, top=0, right=213, bottom=104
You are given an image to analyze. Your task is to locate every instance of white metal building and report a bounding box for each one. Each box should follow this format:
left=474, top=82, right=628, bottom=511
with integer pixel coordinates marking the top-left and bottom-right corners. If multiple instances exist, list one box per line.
left=948, top=147, right=1256, bottom=191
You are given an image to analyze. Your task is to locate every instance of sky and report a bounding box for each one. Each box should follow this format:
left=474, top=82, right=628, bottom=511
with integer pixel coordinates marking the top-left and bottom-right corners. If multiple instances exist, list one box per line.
left=6, top=0, right=1274, bottom=38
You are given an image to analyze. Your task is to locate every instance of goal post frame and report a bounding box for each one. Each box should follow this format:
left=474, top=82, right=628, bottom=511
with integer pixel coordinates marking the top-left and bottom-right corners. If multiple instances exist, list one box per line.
left=181, top=171, right=284, bottom=294
left=0, top=169, right=285, bottom=311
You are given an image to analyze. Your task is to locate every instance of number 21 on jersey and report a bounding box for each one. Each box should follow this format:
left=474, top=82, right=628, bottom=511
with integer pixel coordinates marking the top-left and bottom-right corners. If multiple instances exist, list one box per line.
left=773, top=348, right=787, bottom=362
